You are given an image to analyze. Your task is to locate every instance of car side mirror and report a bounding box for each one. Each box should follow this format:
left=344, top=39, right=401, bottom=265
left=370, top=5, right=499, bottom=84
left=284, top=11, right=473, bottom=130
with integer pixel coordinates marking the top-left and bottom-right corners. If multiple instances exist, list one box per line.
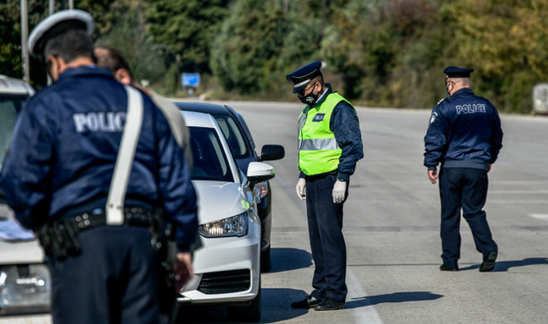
left=247, top=162, right=275, bottom=183
left=259, top=144, right=285, bottom=161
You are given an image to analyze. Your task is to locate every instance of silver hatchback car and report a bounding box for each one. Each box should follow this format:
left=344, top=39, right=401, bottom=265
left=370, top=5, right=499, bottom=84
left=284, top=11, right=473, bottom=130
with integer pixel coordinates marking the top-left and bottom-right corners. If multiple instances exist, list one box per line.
left=177, top=111, right=276, bottom=322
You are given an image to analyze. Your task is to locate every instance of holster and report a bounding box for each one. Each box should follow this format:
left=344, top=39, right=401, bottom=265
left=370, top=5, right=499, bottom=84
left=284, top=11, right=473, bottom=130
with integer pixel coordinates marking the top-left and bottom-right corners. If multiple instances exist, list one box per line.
left=150, top=209, right=179, bottom=322
left=37, top=219, right=82, bottom=261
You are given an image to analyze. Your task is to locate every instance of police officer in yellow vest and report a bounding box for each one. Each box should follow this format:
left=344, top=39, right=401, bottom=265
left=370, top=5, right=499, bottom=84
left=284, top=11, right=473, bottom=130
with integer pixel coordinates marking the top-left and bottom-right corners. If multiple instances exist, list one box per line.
left=287, top=61, right=363, bottom=311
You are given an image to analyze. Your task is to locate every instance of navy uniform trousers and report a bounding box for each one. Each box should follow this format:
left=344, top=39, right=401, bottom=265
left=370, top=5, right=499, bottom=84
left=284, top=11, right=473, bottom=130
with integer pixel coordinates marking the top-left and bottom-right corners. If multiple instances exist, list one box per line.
left=306, top=173, right=348, bottom=303
left=439, top=167, right=498, bottom=267
left=48, top=225, right=160, bottom=324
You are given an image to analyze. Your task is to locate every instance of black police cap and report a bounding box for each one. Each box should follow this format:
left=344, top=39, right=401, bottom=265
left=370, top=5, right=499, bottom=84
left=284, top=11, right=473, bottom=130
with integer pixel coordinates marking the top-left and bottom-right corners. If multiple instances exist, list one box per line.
left=444, top=66, right=474, bottom=78
left=28, top=10, right=94, bottom=60
left=286, top=61, right=323, bottom=93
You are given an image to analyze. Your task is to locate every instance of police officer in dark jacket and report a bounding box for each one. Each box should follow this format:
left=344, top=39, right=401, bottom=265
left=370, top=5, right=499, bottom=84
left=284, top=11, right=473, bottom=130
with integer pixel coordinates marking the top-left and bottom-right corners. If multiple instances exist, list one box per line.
left=287, top=61, right=363, bottom=311
left=424, top=66, right=503, bottom=272
left=0, top=10, right=197, bottom=323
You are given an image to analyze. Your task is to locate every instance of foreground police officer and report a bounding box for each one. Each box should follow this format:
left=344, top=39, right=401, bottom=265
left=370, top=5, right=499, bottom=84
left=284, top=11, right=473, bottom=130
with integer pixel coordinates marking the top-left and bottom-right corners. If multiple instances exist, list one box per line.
left=424, top=66, right=503, bottom=272
left=287, top=61, right=363, bottom=310
left=0, top=10, right=197, bottom=323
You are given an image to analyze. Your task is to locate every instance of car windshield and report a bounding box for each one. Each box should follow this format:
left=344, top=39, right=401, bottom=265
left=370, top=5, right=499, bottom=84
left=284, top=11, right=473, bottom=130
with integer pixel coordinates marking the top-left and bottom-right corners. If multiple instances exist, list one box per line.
left=213, top=115, right=251, bottom=159
left=0, top=94, right=26, bottom=170
left=189, top=126, right=234, bottom=182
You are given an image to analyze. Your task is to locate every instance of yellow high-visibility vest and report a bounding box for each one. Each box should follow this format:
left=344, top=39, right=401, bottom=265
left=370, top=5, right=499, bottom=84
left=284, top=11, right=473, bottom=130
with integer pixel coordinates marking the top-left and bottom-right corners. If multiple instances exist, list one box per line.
left=298, top=92, right=353, bottom=176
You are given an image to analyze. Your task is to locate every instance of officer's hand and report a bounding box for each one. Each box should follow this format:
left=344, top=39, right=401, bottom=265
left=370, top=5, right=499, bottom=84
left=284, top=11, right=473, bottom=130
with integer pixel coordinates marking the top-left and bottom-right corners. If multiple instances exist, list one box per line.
left=295, top=178, right=306, bottom=200
left=487, top=164, right=492, bottom=173
left=174, top=252, right=193, bottom=292
left=332, top=179, right=346, bottom=204
left=428, top=169, right=438, bottom=184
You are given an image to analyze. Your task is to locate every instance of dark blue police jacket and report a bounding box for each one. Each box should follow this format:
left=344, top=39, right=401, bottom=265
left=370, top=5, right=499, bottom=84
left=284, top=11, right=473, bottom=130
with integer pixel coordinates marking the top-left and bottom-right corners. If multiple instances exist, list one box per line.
left=299, top=84, right=364, bottom=182
left=424, top=88, right=503, bottom=170
left=0, top=66, right=198, bottom=250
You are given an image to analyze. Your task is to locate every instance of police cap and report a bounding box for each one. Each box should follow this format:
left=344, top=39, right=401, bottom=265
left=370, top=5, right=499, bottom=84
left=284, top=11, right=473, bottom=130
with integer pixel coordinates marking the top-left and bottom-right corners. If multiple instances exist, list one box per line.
left=28, top=9, right=94, bottom=60
left=444, top=66, right=474, bottom=78
left=286, top=61, right=323, bottom=94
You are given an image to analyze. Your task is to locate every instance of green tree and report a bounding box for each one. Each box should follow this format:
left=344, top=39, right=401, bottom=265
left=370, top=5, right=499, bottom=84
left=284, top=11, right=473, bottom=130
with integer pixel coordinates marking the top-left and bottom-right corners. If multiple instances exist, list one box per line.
left=145, top=0, right=229, bottom=74
left=443, top=0, right=548, bottom=112
left=95, top=1, right=172, bottom=91
left=210, top=0, right=292, bottom=96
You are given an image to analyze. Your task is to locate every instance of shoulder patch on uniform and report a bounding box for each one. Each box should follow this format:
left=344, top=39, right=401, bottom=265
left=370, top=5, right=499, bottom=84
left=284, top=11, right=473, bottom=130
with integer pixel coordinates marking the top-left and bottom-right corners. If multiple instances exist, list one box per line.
left=430, top=111, right=438, bottom=124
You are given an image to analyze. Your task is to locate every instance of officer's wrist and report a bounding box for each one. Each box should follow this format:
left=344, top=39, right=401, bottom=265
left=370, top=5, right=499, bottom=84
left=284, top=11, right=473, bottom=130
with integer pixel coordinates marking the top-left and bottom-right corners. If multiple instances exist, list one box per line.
left=337, top=172, right=349, bottom=182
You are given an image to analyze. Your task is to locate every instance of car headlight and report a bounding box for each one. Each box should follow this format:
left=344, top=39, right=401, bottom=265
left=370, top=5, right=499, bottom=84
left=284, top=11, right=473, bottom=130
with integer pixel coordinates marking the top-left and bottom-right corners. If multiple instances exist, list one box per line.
left=0, top=264, right=51, bottom=315
left=253, top=181, right=268, bottom=200
left=198, top=213, right=248, bottom=238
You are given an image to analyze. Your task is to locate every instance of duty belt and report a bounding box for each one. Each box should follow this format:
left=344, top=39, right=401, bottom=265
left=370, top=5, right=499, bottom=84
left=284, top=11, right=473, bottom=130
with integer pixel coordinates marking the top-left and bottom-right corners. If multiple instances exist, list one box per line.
left=38, top=206, right=157, bottom=261
left=71, top=206, right=155, bottom=231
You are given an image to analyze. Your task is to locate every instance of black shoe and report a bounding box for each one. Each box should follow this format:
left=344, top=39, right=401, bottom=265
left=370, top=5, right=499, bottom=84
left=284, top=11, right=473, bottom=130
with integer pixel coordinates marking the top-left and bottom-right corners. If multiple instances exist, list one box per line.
left=313, top=297, right=345, bottom=311
left=440, top=264, right=459, bottom=271
left=479, top=251, right=497, bottom=272
left=291, top=295, right=322, bottom=309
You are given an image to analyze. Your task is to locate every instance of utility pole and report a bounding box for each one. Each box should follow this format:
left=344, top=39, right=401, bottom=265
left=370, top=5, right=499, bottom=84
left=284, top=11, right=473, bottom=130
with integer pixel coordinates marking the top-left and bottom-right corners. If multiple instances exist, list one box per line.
left=20, top=0, right=30, bottom=83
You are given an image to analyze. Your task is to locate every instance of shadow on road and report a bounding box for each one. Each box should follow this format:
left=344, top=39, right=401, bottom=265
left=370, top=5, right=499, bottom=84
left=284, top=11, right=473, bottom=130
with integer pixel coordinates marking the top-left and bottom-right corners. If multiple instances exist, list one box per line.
left=346, top=291, right=443, bottom=309
left=269, top=248, right=313, bottom=273
left=459, top=257, right=548, bottom=272
left=174, top=288, right=309, bottom=323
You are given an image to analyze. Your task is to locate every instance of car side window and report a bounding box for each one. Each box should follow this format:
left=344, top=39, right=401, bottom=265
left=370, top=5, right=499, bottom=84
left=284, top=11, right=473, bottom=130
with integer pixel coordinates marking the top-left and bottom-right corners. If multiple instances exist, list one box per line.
left=0, top=95, right=26, bottom=169
left=214, top=116, right=249, bottom=159
left=189, top=127, right=233, bottom=182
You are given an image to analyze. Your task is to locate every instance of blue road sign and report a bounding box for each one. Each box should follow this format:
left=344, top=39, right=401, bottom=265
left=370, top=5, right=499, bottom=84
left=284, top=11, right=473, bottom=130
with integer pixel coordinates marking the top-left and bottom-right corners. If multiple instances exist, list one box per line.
left=182, top=73, right=200, bottom=87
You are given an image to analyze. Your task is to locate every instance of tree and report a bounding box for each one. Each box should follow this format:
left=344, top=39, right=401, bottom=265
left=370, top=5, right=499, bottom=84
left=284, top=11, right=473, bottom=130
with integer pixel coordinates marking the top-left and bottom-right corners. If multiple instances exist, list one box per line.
left=210, top=0, right=292, bottom=96
left=145, top=0, right=229, bottom=73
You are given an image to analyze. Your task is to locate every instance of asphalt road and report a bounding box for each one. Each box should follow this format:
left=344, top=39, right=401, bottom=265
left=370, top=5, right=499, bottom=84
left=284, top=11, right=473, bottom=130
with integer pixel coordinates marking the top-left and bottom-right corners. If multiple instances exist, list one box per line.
left=6, top=101, right=548, bottom=324
left=178, top=101, right=548, bottom=324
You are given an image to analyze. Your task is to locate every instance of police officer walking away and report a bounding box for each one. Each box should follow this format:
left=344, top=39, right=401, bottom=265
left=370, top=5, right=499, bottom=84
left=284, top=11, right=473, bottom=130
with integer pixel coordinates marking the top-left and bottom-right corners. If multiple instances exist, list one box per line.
left=0, top=10, right=197, bottom=323
left=424, top=66, right=503, bottom=272
left=287, top=61, right=363, bottom=311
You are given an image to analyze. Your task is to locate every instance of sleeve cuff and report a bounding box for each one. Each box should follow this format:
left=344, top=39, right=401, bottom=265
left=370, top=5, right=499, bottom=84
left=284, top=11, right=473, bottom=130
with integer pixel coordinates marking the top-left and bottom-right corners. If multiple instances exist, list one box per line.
left=177, top=244, right=191, bottom=253
left=427, top=166, right=437, bottom=171
left=337, top=172, right=350, bottom=182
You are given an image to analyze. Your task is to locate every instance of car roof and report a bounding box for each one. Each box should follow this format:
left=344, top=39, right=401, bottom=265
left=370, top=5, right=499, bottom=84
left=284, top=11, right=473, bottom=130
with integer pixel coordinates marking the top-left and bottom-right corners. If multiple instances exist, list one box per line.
left=181, top=110, right=219, bottom=128
left=174, top=101, right=234, bottom=116
left=0, top=75, right=34, bottom=96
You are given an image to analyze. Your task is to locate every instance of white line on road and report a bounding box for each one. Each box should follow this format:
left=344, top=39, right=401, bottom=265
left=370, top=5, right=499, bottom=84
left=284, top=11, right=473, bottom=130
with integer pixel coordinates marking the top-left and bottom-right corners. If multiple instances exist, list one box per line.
left=346, top=267, right=383, bottom=324
left=529, top=214, right=548, bottom=221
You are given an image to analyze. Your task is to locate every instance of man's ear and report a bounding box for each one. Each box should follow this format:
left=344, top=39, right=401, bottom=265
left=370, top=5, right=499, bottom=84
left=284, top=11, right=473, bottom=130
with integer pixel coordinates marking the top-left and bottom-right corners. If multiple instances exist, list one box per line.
left=114, top=68, right=132, bottom=85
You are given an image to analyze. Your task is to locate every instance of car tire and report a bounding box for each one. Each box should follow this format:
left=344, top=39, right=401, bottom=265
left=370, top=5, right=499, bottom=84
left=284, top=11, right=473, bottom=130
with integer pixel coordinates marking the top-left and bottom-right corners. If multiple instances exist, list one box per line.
left=260, top=246, right=271, bottom=272
left=228, top=277, right=262, bottom=322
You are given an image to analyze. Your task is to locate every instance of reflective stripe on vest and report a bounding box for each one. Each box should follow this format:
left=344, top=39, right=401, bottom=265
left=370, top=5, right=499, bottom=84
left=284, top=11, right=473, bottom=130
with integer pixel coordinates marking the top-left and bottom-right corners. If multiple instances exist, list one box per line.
left=298, top=92, right=352, bottom=176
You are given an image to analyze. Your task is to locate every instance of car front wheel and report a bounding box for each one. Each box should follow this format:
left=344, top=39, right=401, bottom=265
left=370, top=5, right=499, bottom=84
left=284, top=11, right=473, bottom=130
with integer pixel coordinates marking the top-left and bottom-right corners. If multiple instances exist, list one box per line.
left=260, top=246, right=271, bottom=272
left=227, top=277, right=262, bottom=322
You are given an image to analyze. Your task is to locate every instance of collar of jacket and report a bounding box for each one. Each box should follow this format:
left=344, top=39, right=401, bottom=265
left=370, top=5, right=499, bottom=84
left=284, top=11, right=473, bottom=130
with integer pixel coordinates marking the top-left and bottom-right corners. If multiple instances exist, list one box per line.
left=452, top=87, right=474, bottom=97
left=58, top=65, right=113, bottom=82
left=310, top=83, right=333, bottom=108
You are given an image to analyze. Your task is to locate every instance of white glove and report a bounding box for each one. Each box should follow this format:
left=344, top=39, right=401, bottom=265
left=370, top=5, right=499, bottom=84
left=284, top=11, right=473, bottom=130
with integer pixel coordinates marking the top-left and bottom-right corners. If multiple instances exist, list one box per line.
left=332, top=179, right=346, bottom=204
left=295, top=178, right=306, bottom=200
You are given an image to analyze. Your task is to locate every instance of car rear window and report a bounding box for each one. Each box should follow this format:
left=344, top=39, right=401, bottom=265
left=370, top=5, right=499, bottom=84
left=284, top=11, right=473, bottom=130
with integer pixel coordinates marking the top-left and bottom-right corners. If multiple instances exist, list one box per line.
left=0, top=94, right=26, bottom=170
left=189, top=126, right=234, bottom=182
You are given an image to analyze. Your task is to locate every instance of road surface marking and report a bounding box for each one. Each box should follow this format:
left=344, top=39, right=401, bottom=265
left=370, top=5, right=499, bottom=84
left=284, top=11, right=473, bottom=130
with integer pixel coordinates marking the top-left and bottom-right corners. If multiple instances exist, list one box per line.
left=529, top=214, right=548, bottom=221
left=346, top=267, right=383, bottom=324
